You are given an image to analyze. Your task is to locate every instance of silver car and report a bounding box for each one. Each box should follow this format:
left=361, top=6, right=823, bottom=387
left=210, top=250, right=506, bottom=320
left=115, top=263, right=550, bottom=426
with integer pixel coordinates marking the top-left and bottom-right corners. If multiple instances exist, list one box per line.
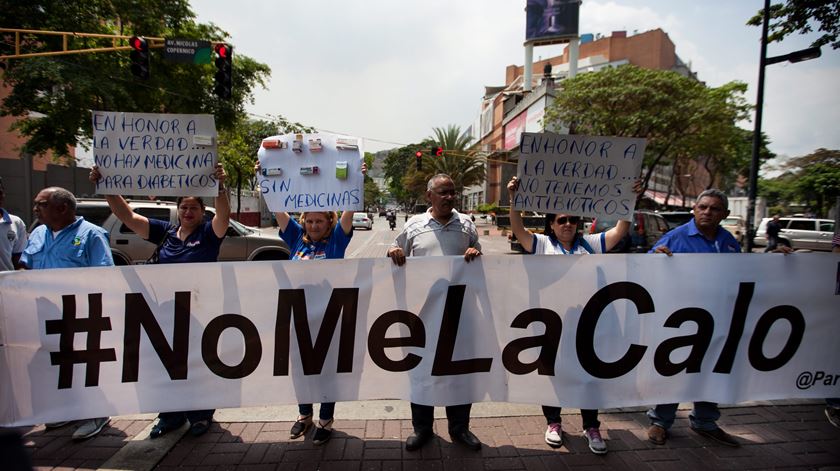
left=75, top=199, right=290, bottom=265
left=752, top=217, right=835, bottom=251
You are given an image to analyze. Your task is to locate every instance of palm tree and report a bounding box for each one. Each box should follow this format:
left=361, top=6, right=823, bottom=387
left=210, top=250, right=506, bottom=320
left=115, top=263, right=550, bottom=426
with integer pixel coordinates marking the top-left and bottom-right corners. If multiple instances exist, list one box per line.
left=429, top=125, right=486, bottom=203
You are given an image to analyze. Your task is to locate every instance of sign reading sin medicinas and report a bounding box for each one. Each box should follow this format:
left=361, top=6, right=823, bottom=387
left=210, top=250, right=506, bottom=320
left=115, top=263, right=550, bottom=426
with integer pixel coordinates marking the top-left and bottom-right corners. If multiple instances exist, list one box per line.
left=514, top=132, right=646, bottom=220
left=91, top=111, right=219, bottom=197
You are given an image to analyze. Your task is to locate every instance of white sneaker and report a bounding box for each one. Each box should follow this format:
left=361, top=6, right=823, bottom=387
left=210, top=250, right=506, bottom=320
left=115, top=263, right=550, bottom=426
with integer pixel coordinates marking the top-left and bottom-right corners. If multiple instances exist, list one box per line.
left=72, top=417, right=109, bottom=440
left=583, top=427, right=607, bottom=454
left=544, top=422, right=562, bottom=447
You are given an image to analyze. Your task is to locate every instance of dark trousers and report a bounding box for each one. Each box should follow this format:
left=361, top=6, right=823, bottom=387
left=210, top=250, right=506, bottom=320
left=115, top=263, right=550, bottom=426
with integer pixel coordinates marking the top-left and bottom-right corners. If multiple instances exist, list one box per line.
left=542, top=406, right=600, bottom=430
left=411, top=402, right=471, bottom=435
left=159, top=409, right=214, bottom=425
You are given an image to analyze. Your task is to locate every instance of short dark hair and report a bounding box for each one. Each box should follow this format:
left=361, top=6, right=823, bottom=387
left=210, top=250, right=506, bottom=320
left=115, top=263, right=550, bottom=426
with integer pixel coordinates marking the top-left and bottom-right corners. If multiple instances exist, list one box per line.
left=696, top=189, right=728, bottom=210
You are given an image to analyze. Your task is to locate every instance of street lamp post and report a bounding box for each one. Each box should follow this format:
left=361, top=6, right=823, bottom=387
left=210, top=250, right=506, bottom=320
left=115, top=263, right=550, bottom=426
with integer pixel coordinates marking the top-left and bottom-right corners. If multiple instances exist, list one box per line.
left=746, top=0, right=821, bottom=253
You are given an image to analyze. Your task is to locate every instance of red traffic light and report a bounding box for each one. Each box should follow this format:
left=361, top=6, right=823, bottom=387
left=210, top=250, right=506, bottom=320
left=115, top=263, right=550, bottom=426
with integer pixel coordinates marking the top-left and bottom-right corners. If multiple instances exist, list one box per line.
left=415, top=151, right=422, bottom=158
left=434, top=146, right=443, bottom=157
left=130, top=36, right=147, bottom=51
left=215, top=44, right=230, bottom=59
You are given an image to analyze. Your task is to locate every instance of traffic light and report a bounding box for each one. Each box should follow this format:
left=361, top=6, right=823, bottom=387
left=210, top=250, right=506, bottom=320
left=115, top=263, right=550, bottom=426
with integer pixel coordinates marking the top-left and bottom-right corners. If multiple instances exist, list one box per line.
left=432, top=146, right=443, bottom=157
left=129, top=36, right=150, bottom=79
left=214, top=43, right=233, bottom=99
left=415, top=150, right=422, bottom=170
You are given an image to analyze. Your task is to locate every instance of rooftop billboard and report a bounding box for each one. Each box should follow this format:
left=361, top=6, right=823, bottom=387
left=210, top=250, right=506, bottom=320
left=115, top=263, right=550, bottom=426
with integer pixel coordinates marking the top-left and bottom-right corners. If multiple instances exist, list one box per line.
left=525, top=0, right=581, bottom=45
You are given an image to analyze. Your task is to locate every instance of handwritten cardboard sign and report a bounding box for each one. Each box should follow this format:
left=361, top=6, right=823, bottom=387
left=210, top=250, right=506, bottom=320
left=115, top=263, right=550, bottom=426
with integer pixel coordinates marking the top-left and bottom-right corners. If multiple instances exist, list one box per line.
left=257, top=133, right=364, bottom=212
left=514, top=132, right=646, bottom=220
left=92, top=111, right=218, bottom=197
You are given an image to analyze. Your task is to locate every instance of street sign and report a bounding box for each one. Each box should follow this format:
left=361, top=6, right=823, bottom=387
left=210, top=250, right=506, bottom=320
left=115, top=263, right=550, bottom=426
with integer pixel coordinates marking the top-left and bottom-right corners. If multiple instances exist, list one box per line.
left=164, top=38, right=212, bottom=64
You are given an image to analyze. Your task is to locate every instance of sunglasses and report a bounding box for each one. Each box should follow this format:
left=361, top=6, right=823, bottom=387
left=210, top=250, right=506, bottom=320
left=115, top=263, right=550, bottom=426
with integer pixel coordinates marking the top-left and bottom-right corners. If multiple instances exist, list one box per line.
left=554, top=216, right=580, bottom=225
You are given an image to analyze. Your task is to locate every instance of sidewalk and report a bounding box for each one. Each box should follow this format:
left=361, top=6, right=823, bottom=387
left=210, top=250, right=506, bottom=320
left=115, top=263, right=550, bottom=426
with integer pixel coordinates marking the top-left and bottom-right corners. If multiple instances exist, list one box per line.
left=15, top=400, right=840, bottom=470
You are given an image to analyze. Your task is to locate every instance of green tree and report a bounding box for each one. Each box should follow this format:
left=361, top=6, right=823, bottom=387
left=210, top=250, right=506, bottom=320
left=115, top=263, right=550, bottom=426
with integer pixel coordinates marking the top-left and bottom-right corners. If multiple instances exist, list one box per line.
left=0, top=0, right=271, bottom=159
left=383, top=142, right=433, bottom=210
left=428, top=124, right=485, bottom=204
left=748, top=0, right=840, bottom=50
left=543, top=64, right=751, bottom=194
left=773, top=149, right=840, bottom=215
left=431, top=124, right=474, bottom=152
left=362, top=152, right=381, bottom=210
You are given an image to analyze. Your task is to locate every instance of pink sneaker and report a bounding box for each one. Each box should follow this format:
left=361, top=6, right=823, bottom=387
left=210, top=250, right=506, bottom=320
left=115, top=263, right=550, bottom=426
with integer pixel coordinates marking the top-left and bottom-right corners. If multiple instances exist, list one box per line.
left=544, top=422, right=562, bottom=447
left=583, top=427, right=607, bottom=454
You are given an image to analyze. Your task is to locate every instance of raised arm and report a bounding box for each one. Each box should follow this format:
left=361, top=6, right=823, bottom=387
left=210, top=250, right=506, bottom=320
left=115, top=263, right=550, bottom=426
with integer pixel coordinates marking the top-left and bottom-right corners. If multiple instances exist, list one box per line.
left=338, top=161, right=367, bottom=234
left=211, top=163, right=231, bottom=238
left=89, top=166, right=150, bottom=239
left=603, top=178, right=644, bottom=251
left=507, top=176, right=535, bottom=253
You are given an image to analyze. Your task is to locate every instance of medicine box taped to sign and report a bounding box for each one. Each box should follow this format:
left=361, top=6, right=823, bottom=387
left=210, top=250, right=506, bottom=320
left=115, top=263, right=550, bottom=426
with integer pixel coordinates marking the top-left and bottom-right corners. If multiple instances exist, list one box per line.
left=257, top=133, right=364, bottom=212
left=92, top=111, right=219, bottom=198
left=514, top=132, right=646, bottom=220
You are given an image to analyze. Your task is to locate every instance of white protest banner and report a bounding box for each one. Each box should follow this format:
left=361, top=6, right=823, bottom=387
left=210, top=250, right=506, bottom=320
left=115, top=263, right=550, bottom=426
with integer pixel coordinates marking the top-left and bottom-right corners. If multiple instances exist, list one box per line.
left=257, top=133, right=364, bottom=212
left=92, top=111, right=218, bottom=197
left=1, top=254, right=837, bottom=426
left=515, top=132, right=646, bottom=219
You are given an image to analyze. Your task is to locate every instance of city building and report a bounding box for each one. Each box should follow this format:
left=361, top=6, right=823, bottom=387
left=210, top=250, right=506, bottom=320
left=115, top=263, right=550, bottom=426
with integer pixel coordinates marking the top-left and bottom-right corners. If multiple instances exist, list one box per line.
left=467, top=29, right=709, bottom=211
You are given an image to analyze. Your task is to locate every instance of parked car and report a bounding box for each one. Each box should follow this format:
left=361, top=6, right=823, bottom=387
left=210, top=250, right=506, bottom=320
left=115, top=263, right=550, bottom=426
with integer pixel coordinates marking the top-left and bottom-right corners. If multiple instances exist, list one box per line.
left=590, top=210, right=671, bottom=253
left=352, top=212, right=373, bottom=230
left=752, top=217, right=835, bottom=251
left=657, top=211, right=693, bottom=230
left=721, top=216, right=747, bottom=244
left=74, top=199, right=290, bottom=265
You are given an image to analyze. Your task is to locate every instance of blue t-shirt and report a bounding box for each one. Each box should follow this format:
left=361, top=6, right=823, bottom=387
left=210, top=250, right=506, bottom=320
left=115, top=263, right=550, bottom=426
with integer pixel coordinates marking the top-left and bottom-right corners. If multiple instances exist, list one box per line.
left=649, top=219, right=741, bottom=254
left=21, top=217, right=114, bottom=269
left=281, top=218, right=352, bottom=260
left=148, top=218, right=225, bottom=264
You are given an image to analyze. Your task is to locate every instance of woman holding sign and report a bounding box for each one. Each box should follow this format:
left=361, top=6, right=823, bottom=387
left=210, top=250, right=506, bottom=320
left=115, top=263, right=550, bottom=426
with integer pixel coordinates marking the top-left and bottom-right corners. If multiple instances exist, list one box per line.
left=89, top=163, right=229, bottom=439
left=257, top=161, right=366, bottom=445
left=506, top=175, right=640, bottom=455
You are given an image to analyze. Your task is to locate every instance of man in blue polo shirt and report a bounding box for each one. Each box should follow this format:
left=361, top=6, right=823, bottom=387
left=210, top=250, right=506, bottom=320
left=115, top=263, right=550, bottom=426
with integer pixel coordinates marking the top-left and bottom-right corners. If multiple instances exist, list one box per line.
left=645, top=188, right=741, bottom=448
left=20, top=186, right=113, bottom=440
left=0, top=178, right=27, bottom=271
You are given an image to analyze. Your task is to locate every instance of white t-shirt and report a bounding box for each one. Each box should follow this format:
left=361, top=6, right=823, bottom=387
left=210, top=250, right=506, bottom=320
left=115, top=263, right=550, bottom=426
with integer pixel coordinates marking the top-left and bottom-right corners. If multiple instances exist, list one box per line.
left=0, top=209, right=28, bottom=271
left=529, top=232, right=605, bottom=255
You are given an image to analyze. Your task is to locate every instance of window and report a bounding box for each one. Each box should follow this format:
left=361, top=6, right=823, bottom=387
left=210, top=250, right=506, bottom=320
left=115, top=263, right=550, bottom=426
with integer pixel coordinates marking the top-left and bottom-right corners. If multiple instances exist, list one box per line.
left=787, top=220, right=815, bottom=231
left=75, top=206, right=113, bottom=227
left=120, top=208, right=171, bottom=233
left=820, top=221, right=835, bottom=232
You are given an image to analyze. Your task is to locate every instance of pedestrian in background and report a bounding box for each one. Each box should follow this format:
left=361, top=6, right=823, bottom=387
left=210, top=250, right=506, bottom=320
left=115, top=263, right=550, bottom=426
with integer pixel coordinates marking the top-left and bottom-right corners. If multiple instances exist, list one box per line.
left=388, top=173, right=483, bottom=452
left=506, top=175, right=641, bottom=454
left=646, top=188, right=741, bottom=448
left=0, top=177, right=27, bottom=271
left=20, top=186, right=113, bottom=440
left=90, top=164, right=229, bottom=439
left=765, top=214, right=783, bottom=252
left=259, top=161, right=366, bottom=445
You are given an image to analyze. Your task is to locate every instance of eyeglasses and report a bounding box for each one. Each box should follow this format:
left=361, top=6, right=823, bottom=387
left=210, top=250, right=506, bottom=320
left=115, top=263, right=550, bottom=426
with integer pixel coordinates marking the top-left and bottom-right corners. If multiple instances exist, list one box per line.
left=554, top=216, right=580, bottom=225
left=432, top=189, right=456, bottom=196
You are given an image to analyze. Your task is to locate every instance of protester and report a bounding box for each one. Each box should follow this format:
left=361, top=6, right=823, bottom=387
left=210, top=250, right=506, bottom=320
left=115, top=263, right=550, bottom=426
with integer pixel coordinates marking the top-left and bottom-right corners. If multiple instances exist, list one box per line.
left=506, top=175, right=639, bottom=454
left=20, top=186, right=113, bottom=440
left=646, top=188, right=741, bottom=447
left=826, top=222, right=840, bottom=428
left=89, top=164, right=229, bottom=439
left=765, top=214, right=782, bottom=252
left=258, top=161, right=365, bottom=445
left=387, top=173, right=483, bottom=452
left=0, top=178, right=27, bottom=271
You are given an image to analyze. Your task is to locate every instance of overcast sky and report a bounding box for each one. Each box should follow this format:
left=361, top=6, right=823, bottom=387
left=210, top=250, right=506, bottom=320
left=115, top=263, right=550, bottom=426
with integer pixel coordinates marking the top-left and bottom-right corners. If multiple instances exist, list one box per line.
left=191, top=0, right=839, bottom=161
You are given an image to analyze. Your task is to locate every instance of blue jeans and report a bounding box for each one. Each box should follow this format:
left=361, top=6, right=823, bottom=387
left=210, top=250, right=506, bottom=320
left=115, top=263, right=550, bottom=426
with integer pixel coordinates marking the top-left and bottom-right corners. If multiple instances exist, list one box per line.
left=647, top=402, right=720, bottom=431
left=299, top=402, right=335, bottom=421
